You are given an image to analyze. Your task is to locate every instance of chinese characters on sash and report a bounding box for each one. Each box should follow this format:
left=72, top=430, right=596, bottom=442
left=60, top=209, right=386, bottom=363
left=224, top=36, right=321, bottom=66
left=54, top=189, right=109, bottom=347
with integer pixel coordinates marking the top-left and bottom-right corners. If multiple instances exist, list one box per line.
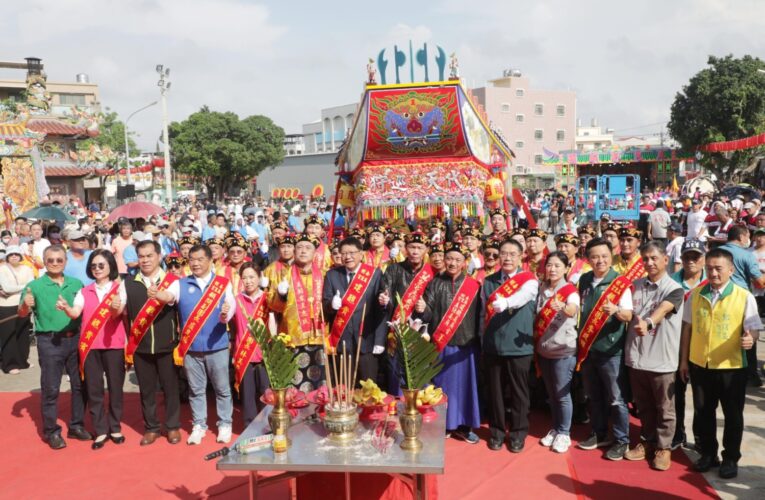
left=330, top=263, right=375, bottom=348
left=576, top=276, right=631, bottom=370
left=173, top=275, right=229, bottom=366
left=485, top=271, right=536, bottom=323
left=432, top=276, right=481, bottom=352
left=232, top=294, right=268, bottom=392
left=78, top=282, right=121, bottom=379
left=292, top=263, right=324, bottom=338
left=125, top=273, right=179, bottom=365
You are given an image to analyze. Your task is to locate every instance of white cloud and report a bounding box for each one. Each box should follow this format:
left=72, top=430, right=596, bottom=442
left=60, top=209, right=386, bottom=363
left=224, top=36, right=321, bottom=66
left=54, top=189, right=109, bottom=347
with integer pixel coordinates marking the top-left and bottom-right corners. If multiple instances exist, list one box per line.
left=16, top=0, right=285, bottom=52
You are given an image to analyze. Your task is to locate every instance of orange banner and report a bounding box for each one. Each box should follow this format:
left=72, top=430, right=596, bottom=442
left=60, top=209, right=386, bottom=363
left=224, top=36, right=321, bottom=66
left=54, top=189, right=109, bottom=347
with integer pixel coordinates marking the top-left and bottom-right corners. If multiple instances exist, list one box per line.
left=292, top=264, right=323, bottom=335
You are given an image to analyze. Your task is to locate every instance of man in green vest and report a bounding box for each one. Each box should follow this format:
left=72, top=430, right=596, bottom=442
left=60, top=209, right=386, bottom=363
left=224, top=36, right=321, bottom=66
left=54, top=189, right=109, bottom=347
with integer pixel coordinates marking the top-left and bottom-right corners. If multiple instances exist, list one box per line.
left=576, top=238, right=633, bottom=461
left=679, top=247, right=761, bottom=479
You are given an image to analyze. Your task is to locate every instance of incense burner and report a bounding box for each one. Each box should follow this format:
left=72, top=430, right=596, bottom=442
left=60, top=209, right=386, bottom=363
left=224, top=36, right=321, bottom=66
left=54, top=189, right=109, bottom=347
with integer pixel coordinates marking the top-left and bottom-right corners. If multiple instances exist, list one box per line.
left=323, top=403, right=359, bottom=443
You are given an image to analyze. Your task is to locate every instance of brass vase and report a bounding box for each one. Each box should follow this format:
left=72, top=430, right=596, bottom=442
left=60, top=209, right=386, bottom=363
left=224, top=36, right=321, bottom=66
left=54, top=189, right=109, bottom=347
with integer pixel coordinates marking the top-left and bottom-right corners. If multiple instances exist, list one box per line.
left=268, top=388, right=292, bottom=442
left=323, top=402, right=359, bottom=443
left=399, top=388, right=423, bottom=452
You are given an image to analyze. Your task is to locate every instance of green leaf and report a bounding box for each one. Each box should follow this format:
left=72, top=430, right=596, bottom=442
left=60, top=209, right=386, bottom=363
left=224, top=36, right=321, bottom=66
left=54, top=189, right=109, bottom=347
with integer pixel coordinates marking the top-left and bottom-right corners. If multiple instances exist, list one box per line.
left=392, top=299, right=443, bottom=390
left=248, top=317, right=298, bottom=389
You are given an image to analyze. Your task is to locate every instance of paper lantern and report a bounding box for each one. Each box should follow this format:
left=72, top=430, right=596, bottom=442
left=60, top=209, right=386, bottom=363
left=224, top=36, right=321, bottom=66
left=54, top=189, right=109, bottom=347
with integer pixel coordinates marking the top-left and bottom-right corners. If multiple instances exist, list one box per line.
left=338, top=182, right=355, bottom=207
left=484, top=177, right=505, bottom=202
left=271, top=188, right=279, bottom=198
left=293, top=188, right=301, bottom=199
left=311, top=184, right=324, bottom=198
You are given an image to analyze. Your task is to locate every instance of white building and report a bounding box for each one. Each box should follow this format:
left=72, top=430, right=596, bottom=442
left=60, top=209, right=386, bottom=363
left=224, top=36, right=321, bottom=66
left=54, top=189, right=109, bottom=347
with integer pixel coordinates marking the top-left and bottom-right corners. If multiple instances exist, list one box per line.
left=575, top=119, right=614, bottom=151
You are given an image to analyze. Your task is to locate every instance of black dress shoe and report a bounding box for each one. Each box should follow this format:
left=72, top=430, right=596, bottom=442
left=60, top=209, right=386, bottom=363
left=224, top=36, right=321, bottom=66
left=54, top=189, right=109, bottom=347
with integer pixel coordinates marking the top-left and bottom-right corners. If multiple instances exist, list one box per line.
left=694, top=455, right=720, bottom=472
left=488, top=438, right=503, bottom=451
left=47, top=434, right=67, bottom=450
left=509, top=439, right=525, bottom=453
left=92, top=438, right=107, bottom=450
left=67, top=428, right=93, bottom=441
left=109, top=434, right=126, bottom=444
left=719, top=459, right=738, bottom=479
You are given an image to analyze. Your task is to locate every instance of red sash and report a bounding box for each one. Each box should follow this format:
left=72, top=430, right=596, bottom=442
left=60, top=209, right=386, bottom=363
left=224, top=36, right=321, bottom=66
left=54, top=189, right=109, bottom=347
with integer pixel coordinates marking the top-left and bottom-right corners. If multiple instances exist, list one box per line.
left=232, top=293, right=268, bottom=392
left=292, top=264, right=324, bottom=335
left=78, top=282, right=121, bottom=379
left=366, top=247, right=390, bottom=268
left=533, top=283, right=578, bottom=376
left=173, top=275, right=229, bottom=366
left=330, top=263, right=375, bottom=348
left=485, top=271, right=536, bottom=323
left=622, top=255, right=646, bottom=282
left=684, top=279, right=708, bottom=301
left=125, top=273, right=179, bottom=365
left=568, top=259, right=586, bottom=279
left=313, top=242, right=327, bottom=269
left=576, top=276, right=631, bottom=370
left=391, top=263, right=436, bottom=325
left=432, top=276, right=481, bottom=352
left=220, top=264, right=244, bottom=294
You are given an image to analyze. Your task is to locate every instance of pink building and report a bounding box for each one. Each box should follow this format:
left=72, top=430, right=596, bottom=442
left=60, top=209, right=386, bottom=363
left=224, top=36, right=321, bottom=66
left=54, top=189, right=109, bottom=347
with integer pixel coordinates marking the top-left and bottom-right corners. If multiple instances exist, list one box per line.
left=472, top=70, right=576, bottom=188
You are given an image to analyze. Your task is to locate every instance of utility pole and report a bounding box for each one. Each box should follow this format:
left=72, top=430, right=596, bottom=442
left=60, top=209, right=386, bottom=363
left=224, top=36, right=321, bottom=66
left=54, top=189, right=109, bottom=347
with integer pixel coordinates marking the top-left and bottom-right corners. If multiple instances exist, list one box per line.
left=124, top=101, right=158, bottom=185
left=157, top=65, right=172, bottom=205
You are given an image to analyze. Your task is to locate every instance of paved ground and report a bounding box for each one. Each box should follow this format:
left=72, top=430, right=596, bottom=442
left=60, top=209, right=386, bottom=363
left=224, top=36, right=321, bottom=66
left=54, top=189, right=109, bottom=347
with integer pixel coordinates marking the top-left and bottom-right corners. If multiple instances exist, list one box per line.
left=2, top=340, right=764, bottom=499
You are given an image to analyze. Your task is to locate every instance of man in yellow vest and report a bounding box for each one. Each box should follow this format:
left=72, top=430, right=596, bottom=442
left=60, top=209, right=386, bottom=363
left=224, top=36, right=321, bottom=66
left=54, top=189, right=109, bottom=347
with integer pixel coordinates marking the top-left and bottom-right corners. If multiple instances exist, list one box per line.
left=679, top=247, right=761, bottom=479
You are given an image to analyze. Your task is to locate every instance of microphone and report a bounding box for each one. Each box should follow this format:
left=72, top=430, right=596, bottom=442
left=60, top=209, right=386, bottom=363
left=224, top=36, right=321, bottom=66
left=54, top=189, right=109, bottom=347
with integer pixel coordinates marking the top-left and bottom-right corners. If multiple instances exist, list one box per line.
left=204, top=446, right=230, bottom=461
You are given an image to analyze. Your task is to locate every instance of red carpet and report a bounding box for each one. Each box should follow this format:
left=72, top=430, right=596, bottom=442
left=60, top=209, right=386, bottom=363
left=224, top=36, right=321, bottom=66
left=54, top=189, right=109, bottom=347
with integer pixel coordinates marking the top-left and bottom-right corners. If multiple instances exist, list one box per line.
left=1, top=392, right=717, bottom=499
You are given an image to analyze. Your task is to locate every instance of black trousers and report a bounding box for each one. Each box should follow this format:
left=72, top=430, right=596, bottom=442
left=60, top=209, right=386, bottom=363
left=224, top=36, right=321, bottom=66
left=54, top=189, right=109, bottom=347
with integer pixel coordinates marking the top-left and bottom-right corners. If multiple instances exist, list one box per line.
left=0, top=306, right=31, bottom=372
left=673, top=371, right=701, bottom=445
left=83, top=348, right=125, bottom=436
left=485, top=353, right=531, bottom=441
left=240, top=362, right=269, bottom=428
left=37, top=333, right=86, bottom=439
left=690, top=363, right=747, bottom=462
left=133, top=351, right=180, bottom=433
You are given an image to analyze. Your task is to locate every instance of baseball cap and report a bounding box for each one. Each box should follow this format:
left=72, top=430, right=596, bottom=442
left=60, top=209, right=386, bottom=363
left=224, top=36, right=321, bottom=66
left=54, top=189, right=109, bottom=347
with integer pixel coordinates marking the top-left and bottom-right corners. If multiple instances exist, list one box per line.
left=681, top=239, right=705, bottom=256
left=144, top=225, right=161, bottom=235
left=691, top=198, right=701, bottom=205
left=669, top=222, right=683, bottom=233
left=67, top=229, right=87, bottom=240
left=754, top=228, right=765, bottom=237
left=132, top=231, right=145, bottom=241
left=181, top=226, right=193, bottom=234
left=600, top=213, right=611, bottom=221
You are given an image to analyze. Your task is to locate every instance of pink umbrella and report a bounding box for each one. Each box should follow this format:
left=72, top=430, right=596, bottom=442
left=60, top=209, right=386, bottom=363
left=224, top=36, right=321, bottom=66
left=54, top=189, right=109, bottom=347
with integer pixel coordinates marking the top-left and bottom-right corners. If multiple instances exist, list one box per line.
left=105, top=201, right=165, bottom=222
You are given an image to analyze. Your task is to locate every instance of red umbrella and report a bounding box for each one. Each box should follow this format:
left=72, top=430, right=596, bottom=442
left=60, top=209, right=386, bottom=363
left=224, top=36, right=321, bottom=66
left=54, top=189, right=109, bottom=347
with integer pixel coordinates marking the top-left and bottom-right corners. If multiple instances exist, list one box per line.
left=105, top=201, right=165, bottom=222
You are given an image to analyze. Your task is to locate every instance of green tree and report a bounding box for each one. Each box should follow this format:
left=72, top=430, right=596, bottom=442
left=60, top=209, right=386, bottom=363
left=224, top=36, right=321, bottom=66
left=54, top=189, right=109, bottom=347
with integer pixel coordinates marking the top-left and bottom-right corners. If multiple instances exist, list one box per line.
left=77, top=109, right=139, bottom=170
left=169, top=107, right=285, bottom=201
left=668, top=55, right=765, bottom=181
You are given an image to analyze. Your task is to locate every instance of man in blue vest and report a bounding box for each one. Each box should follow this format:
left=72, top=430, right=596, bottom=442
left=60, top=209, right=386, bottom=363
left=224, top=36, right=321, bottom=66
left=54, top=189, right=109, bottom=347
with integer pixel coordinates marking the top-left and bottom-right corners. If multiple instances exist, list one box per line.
left=162, top=244, right=236, bottom=445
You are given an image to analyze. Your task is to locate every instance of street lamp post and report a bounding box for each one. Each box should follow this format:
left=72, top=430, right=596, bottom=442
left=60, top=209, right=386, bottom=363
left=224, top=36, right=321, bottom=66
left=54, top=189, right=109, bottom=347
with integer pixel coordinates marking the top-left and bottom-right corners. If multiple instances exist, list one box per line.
left=157, top=64, right=172, bottom=205
left=124, top=101, right=158, bottom=185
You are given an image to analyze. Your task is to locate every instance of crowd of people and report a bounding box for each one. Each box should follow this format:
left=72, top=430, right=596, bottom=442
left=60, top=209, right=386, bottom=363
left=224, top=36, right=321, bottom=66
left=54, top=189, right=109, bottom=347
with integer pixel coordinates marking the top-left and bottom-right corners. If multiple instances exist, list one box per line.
left=0, top=188, right=762, bottom=481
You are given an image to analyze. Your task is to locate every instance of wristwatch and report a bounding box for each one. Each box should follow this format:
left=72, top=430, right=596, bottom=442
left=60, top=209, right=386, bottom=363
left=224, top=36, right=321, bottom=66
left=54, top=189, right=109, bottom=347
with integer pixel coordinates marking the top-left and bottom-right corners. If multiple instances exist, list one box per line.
left=646, top=318, right=656, bottom=331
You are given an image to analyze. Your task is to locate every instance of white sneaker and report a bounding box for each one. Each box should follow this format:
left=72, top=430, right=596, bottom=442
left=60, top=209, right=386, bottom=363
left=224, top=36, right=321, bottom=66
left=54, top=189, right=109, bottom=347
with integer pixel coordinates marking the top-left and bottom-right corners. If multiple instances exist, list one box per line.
left=552, top=433, right=571, bottom=453
left=216, top=425, right=232, bottom=444
left=540, top=429, right=557, bottom=447
left=187, top=425, right=206, bottom=445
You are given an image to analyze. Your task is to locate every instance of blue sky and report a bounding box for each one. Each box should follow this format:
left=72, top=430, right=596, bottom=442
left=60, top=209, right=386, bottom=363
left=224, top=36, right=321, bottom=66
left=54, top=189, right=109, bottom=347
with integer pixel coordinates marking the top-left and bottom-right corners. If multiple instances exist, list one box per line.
left=2, top=0, right=763, bottom=150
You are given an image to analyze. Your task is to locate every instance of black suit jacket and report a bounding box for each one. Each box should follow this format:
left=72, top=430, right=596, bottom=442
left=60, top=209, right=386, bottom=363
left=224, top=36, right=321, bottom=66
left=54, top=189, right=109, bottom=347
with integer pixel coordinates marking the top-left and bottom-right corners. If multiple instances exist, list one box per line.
left=322, top=265, right=388, bottom=354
